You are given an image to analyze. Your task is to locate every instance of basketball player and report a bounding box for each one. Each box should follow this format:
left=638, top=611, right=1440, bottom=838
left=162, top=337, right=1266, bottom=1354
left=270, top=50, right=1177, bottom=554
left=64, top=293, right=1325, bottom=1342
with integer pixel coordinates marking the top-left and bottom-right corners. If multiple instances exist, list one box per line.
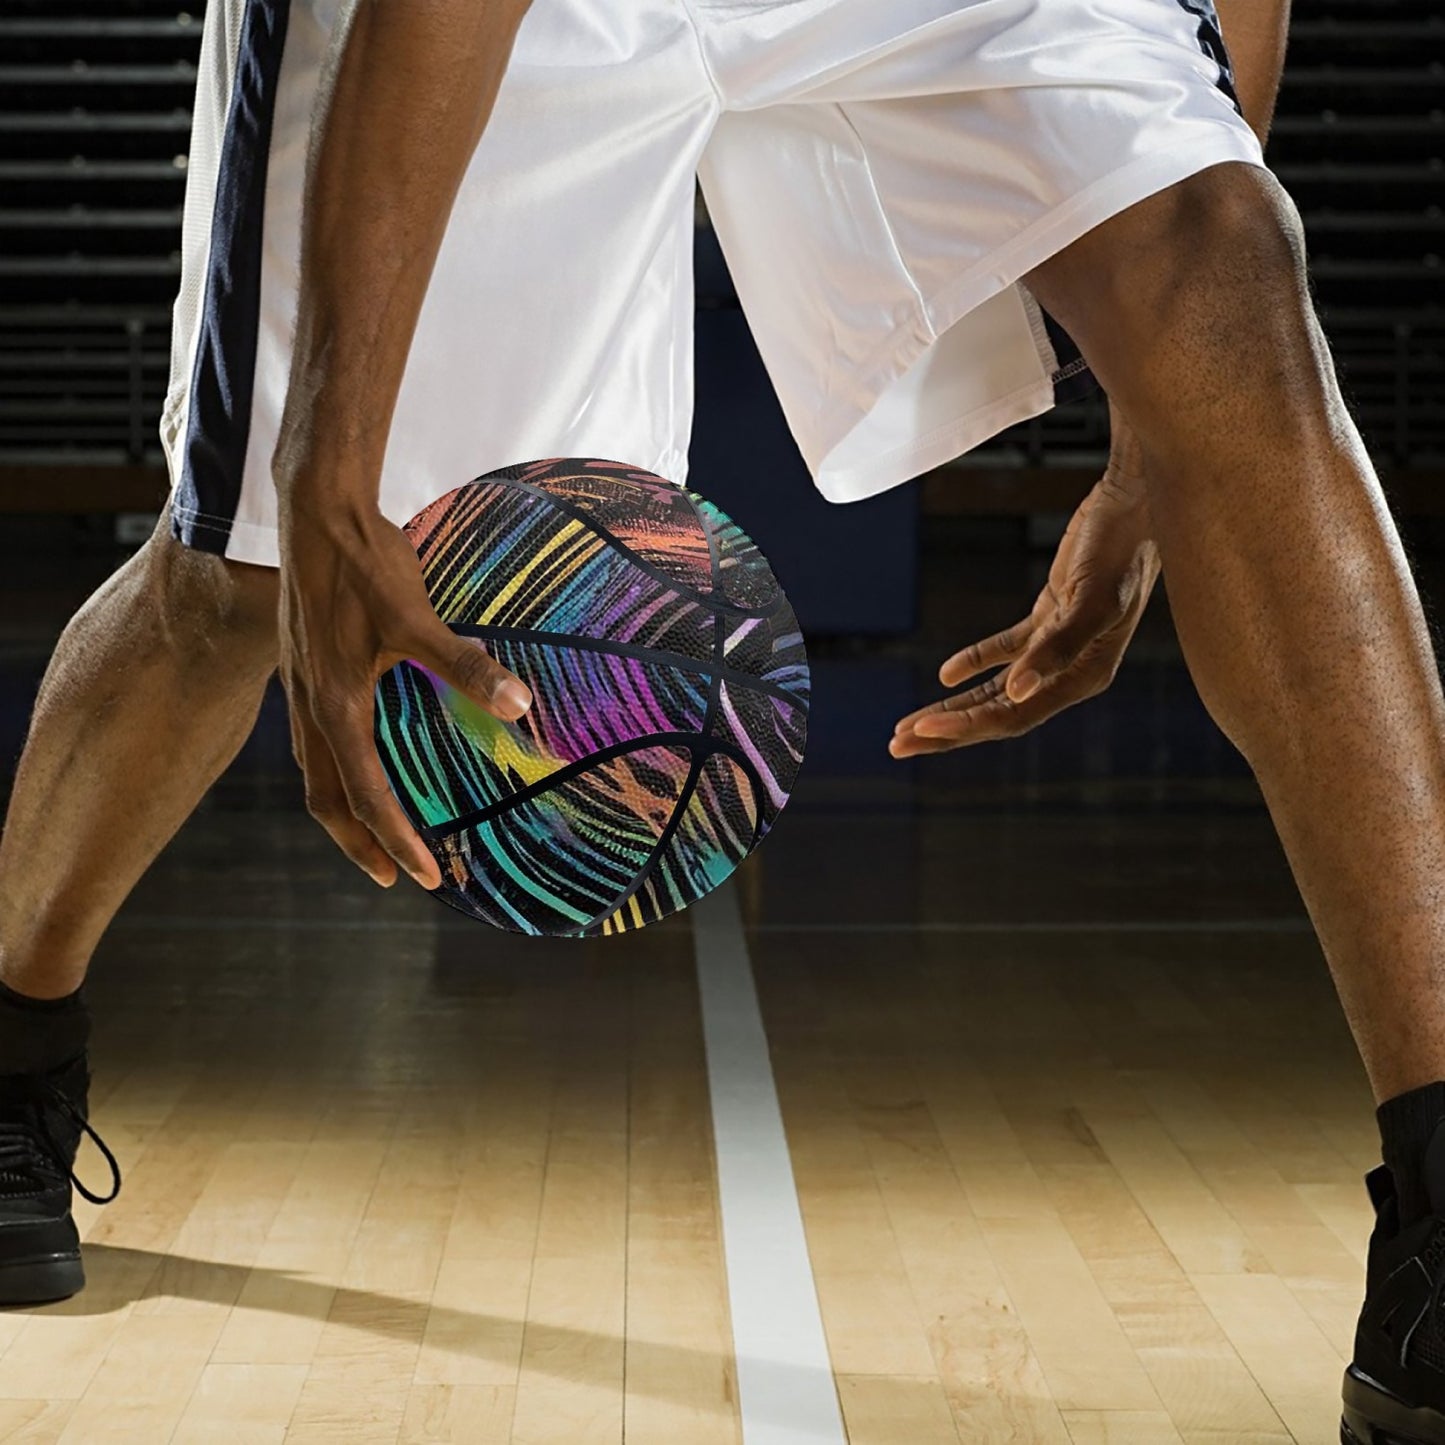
left=0, top=1, right=1440, bottom=1437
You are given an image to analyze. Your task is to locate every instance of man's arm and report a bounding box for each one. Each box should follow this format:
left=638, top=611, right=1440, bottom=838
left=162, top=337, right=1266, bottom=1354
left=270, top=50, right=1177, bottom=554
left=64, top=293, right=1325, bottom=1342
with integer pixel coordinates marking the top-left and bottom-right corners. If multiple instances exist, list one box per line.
left=273, top=0, right=534, bottom=891
left=894, top=0, right=1294, bottom=754
left=1216, top=0, right=1292, bottom=146
left=275, top=0, right=532, bottom=493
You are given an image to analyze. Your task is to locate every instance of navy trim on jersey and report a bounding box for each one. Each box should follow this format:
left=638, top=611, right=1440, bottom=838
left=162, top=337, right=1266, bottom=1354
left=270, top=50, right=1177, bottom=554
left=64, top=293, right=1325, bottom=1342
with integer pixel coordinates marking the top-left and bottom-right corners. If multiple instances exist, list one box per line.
left=1042, top=309, right=1097, bottom=407
left=172, top=0, right=291, bottom=557
left=1175, top=0, right=1242, bottom=113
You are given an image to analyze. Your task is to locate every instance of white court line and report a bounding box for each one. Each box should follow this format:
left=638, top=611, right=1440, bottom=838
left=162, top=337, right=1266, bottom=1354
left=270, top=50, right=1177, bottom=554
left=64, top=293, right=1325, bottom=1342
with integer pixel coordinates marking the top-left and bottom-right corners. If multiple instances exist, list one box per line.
left=692, top=882, right=848, bottom=1445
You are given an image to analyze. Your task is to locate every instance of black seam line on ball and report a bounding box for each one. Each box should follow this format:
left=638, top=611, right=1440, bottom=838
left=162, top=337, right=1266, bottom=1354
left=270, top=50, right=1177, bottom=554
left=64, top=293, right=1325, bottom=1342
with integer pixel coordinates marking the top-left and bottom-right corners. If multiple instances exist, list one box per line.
left=447, top=624, right=806, bottom=707
left=571, top=493, right=733, bottom=934
left=686, top=492, right=769, bottom=856
left=697, top=501, right=770, bottom=857
left=483, top=473, right=784, bottom=620
left=415, top=731, right=769, bottom=844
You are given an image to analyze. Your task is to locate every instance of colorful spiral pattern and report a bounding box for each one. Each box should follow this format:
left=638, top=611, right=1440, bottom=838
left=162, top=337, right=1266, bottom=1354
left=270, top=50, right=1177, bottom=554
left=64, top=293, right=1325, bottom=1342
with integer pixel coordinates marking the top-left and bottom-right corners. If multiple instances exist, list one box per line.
left=375, top=458, right=809, bottom=937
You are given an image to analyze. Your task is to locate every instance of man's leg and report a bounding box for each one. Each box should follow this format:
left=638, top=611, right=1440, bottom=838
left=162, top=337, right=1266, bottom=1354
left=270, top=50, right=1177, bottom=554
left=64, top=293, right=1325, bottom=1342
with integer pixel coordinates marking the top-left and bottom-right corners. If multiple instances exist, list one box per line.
left=0, top=509, right=279, bottom=998
left=1026, top=160, right=1445, bottom=1436
left=0, top=511, right=278, bottom=1302
left=1026, top=160, right=1445, bottom=1110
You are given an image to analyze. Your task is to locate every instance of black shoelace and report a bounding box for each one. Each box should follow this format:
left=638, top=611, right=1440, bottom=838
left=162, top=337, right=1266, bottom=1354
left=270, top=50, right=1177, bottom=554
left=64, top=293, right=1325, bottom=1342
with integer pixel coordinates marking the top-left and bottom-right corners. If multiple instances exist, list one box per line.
left=0, top=1078, right=121, bottom=1206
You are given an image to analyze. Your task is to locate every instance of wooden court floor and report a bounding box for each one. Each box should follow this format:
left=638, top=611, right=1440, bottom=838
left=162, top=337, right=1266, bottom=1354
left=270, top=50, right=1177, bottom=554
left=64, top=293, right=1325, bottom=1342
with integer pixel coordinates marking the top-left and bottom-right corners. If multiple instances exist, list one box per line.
left=0, top=788, right=1375, bottom=1445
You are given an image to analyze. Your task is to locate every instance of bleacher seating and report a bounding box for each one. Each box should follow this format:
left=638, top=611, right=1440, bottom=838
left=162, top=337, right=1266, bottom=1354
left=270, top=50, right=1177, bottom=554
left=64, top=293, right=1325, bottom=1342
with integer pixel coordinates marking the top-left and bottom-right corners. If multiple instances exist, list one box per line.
left=981, top=0, right=1445, bottom=469
left=0, top=2, right=190, bottom=465
left=0, top=0, right=1440, bottom=475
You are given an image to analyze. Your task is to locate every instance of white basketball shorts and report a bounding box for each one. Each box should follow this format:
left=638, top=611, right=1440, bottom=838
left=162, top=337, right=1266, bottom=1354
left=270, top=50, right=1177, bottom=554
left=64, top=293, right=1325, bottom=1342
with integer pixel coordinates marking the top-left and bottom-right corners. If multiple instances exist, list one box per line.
left=162, top=0, right=1265, bottom=566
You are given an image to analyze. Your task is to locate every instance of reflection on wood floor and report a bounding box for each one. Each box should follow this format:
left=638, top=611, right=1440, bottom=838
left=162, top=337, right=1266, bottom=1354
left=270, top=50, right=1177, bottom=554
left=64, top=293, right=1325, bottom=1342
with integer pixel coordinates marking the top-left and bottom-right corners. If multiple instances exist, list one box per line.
left=0, top=785, right=1373, bottom=1444
left=756, top=917, right=1371, bottom=1445
left=17, top=912, right=735, bottom=1444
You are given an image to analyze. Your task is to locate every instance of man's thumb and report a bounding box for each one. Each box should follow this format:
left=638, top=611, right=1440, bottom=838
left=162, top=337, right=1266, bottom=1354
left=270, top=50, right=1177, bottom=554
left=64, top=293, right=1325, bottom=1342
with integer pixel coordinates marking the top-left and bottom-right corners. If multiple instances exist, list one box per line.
left=1006, top=604, right=1109, bottom=703
left=423, top=632, right=532, bottom=721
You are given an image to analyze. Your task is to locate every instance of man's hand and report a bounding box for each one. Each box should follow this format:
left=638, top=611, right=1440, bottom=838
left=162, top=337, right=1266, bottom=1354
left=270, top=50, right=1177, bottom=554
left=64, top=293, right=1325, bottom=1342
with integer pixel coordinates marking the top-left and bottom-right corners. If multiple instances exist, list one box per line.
left=890, top=452, right=1159, bottom=757
left=278, top=503, right=531, bottom=889
left=266, top=0, right=533, bottom=887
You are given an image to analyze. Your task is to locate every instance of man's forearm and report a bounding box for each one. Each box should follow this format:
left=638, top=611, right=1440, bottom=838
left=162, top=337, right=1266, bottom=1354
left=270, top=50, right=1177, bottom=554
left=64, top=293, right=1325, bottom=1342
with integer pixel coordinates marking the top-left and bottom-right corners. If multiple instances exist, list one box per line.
left=1216, top=0, right=1292, bottom=145
left=274, top=0, right=532, bottom=517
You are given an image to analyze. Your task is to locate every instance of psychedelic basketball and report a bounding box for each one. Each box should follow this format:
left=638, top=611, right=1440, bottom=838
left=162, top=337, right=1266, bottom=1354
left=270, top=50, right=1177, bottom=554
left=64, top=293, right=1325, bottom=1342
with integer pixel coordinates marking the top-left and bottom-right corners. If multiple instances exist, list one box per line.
left=374, top=458, right=809, bottom=937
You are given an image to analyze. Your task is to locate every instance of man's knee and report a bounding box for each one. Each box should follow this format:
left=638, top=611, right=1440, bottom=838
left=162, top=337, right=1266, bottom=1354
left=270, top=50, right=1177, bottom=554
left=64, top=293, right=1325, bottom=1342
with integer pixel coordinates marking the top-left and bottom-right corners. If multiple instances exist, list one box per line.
left=1144, top=165, right=1310, bottom=350
left=1029, top=162, right=1321, bottom=401
left=137, top=509, right=278, bottom=665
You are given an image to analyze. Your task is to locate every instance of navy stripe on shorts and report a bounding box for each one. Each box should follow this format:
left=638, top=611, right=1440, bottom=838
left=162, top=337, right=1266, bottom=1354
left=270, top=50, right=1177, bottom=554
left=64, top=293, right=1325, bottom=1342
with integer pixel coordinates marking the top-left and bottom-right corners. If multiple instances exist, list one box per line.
left=171, top=0, right=291, bottom=557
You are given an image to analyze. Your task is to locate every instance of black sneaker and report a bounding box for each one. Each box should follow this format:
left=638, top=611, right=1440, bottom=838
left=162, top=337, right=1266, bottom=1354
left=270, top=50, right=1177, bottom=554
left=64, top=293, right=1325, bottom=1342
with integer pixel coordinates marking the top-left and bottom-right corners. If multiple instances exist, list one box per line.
left=1344, top=1121, right=1445, bottom=1444
left=0, top=1052, right=120, bottom=1306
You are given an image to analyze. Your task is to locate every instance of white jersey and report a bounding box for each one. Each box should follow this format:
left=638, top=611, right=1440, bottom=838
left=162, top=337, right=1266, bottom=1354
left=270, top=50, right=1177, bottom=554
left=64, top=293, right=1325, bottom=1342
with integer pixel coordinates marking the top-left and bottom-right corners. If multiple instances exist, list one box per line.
left=162, top=0, right=1261, bottom=566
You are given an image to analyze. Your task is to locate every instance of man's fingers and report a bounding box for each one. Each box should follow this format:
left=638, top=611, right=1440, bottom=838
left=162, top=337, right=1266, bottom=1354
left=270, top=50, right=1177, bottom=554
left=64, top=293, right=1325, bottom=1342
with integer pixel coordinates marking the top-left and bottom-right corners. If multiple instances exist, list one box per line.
left=907, top=692, right=1047, bottom=749
left=890, top=676, right=1017, bottom=755
left=292, top=701, right=399, bottom=887
left=938, top=620, right=1031, bottom=688
left=888, top=729, right=965, bottom=758
left=893, top=674, right=1008, bottom=736
left=890, top=706, right=994, bottom=756
left=317, top=698, right=442, bottom=890
left=417, top=631, right=531, bottom=721
left=1004, top=595, right=1123, bottom=703
left=899, top=668, right=1100, bottom=752
left=892, top=697, right=950, bottom=735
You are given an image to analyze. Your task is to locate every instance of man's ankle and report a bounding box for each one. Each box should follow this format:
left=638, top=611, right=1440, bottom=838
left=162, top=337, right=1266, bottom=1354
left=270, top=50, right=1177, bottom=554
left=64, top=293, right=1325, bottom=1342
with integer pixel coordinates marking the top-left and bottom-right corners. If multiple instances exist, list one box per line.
left=0, top=978, right=90, bottom=1075
left=1378, top=1082, right=1445, bottom=1229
